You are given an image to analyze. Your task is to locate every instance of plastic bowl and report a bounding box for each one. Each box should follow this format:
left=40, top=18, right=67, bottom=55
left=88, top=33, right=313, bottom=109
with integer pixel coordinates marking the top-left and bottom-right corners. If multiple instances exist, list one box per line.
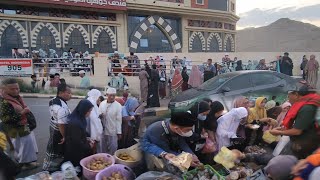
left=114, top=149, right=142, bottom=168
left=95, top=164, right=136, bottom=180
left=80, top=153, right=115, bottom=180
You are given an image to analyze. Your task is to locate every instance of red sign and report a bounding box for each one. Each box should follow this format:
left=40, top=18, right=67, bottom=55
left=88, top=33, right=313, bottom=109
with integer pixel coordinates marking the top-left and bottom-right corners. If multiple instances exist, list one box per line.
left=16, top=0, right=127, bottom=11
left=0, top=59, right=33, bottom=76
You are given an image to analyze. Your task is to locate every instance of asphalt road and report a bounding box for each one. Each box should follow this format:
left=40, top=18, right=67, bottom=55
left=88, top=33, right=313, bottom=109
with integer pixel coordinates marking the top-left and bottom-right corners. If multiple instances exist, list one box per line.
left=17, top=98, right=81, bottom=178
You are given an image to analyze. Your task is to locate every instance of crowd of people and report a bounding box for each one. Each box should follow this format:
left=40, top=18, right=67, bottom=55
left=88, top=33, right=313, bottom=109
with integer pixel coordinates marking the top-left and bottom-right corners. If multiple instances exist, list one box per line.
left=0, top=78, right=146, bottom=179
left=141, top=83, right=320, bottom=179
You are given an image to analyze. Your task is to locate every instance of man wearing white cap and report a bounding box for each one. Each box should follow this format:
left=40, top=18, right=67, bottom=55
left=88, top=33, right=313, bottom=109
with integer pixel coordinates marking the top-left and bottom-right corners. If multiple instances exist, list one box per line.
left=98, top=88, right=122, bottom=154
left=79, top=70, right=90, bottom=89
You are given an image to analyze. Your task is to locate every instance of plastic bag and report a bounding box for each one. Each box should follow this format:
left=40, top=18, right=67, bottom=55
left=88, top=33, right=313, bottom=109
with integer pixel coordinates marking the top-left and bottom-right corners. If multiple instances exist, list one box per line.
left=135, top=171, right=182, bottom=180
left=202, top=137, right=217, bottom=154
left=262, top=130, right=280, bottom=144
left=272, top=135, right=290, bottom=156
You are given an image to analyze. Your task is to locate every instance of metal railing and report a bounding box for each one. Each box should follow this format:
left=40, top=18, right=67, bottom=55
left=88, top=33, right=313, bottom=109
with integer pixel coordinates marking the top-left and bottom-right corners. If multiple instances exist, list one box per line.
left=32, top=57, right=94, bottom=77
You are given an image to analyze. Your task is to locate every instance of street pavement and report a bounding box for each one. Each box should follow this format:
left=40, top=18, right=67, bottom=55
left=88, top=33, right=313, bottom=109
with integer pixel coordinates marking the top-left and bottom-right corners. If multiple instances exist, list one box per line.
left=17, top=98, right=80, bottom=178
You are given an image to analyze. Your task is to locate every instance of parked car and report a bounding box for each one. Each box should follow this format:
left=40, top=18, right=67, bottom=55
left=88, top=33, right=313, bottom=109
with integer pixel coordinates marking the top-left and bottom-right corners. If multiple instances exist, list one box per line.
left=169, top=70, right=302, bottom=112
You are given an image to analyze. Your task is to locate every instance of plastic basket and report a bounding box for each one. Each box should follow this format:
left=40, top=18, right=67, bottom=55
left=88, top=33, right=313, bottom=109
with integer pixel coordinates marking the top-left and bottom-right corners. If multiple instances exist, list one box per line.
left=80, top=153, right=115, bottom=180
left=183, top=165, right=225, bottom=180
left=95, top=164, right=136, bottom=180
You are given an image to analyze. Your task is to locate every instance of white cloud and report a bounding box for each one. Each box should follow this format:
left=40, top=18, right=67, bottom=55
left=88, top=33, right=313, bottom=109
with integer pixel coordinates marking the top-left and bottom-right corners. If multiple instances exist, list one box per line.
left=237, top=0, right=319, bottom=14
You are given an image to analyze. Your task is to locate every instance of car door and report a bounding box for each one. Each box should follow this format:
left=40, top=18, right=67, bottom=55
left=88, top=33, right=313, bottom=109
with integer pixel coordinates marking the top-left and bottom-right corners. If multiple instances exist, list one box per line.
left=250, top=72, right=287, bottom=101
left=217, top=74, right=254, bottom=110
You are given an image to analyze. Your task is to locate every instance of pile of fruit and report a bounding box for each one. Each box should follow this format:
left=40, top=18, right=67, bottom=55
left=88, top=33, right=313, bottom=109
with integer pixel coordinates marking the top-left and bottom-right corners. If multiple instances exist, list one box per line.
left=86, top=157, right=112, bottom=171
left=244, top=145, right=266, bottom=154
left=102, top=171, right=126, bottom=180
left=118, top=153, right=135, bottom=162
left=225, top=166, right=253, bottom=180
left=184, top=165, right=220, bottom=180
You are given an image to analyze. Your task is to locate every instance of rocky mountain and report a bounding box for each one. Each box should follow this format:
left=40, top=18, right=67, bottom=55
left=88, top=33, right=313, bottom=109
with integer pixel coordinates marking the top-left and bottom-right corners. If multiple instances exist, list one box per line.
left=236, top=18, right=320, bottom=52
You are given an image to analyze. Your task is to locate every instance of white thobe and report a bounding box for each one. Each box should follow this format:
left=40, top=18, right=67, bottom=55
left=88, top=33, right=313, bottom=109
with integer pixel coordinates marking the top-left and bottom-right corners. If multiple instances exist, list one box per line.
left=98, top=100, right=122, bottom=154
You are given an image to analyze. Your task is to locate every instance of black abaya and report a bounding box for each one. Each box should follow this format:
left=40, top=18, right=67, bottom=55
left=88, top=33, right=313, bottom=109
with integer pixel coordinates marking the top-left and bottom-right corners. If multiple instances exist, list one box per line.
left=147, top=69, right=160, bottom=107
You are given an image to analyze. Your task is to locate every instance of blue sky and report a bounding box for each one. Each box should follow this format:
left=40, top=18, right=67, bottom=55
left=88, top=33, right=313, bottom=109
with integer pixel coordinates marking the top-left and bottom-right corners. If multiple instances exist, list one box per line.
left=237, top=0, right=320, bottom=29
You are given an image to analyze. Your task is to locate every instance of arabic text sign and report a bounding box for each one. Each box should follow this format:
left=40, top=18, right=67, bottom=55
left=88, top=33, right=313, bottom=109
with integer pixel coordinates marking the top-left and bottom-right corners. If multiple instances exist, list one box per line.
left=17, top=0, right=127, bottom=11
left=0, top=59, right=33, bottom=76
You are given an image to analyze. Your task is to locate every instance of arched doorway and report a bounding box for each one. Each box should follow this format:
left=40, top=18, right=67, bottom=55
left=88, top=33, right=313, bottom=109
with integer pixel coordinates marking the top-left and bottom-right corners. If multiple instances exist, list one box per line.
left=0, top=25, right=23, bottom=57
left=36, top=28, right=57, bottom=54
left=65, top=29, right=88, bottom=53
left=137, top=25, right=173, bottom=53
left=94, top=30, right=114, bottom=53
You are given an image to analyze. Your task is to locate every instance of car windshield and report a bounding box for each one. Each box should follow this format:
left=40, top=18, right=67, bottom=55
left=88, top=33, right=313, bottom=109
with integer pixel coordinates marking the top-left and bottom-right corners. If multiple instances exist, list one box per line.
left=197, top=73, right=237, bottom=91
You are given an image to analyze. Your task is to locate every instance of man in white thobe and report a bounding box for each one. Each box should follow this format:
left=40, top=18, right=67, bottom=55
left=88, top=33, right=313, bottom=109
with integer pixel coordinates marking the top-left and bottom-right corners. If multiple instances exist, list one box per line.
left=99, top=88, right=122, bottom=155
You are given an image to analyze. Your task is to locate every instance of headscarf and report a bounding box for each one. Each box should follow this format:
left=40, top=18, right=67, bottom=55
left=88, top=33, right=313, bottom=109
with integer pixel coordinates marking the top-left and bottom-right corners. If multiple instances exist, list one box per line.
left=171, top=69, right=183, bottom=91
left=233, top=96, right=248, bottom=109
left=248, top=97, right=267, bottom=123
left=276, top=102, right=291, bottom=126
left=122, top=97, right=140, bottom=117
left=68, top=99, right=93, bottom=130
left=87, top=89, right=102, bottom=116
left=0, top=92, right=28, bottom=125
left=189, top=101, right=210, bottom=118
left=206, top=101, right=225, bottom=131
left=264, top=155, right=298, bottom=180
left=306, top=55, right=319, bottom=71
left=87, top=89, right=101, bottom=104
left=265, top=100, right=276, bottom=110
left=188, top=65, right=202, bottom=88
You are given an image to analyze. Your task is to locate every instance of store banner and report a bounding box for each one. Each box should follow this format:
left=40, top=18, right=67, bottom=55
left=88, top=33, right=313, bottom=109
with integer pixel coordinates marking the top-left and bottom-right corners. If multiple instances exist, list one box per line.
left=17, top=0, right=127, bottom=10
left=0, top=59, right=33, bottom=76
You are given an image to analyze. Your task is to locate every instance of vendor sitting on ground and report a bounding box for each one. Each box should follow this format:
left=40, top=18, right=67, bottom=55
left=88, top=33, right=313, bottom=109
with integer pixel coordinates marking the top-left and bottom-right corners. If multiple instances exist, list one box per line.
left=141, top=111, right=201, bottom=172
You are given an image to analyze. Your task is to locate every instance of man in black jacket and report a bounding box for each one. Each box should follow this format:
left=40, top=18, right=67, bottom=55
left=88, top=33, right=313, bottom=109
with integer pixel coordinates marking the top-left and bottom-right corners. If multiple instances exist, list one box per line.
left=280, top=52, right=294, bottom=76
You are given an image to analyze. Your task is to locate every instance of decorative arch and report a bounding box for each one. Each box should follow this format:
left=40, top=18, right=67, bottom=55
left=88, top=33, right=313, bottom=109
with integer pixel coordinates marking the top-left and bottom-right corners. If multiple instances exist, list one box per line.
left=189, top=32, right=206, bottom=51
left=0, top=20, right=28, bottom=47
left=92, top=26, right=117, bottom=49
left=31, top=22, right=61, bottom=48
left=223, top=34, right=235, bottom=52
left=63, top=24, right=90, bottom=47
left=129, top=15, right=182, bottom=53
left=207, top=33, right=223, bottom=51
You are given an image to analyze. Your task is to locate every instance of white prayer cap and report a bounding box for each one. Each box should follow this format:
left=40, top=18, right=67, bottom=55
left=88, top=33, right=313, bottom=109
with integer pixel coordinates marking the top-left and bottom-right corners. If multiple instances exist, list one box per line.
left=106, top=87, right=117, bottom=95
left=114, top=51, right=119, bottom=54
left=79, top=70, right=85, bottom=74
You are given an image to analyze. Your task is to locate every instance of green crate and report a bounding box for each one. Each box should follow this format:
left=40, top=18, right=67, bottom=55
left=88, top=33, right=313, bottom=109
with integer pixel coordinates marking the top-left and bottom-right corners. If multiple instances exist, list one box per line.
left=182, top=165, right=225, bottom=180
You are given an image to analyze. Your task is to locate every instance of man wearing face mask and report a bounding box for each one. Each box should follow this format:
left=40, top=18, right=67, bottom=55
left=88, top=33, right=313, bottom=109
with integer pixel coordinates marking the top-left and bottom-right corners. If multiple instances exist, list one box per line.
left=186, top=101, right=211, bottom=156
left=141, top=111, right=201, bottom=171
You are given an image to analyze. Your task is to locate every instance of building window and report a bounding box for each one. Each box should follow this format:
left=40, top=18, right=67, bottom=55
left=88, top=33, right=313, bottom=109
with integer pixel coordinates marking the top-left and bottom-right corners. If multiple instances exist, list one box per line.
left=36, top=28, right=57, bottom=54
left=196, top=0, right=204, bottom=5
left=128, top=15, right=181, bottom=53
left=0, top=25, right=24, bottom=58
left=137, top=25, right=173, bottom=53
left=93, top=31, right=114, bottom=53
left=65, top=29, right=88, bottom=53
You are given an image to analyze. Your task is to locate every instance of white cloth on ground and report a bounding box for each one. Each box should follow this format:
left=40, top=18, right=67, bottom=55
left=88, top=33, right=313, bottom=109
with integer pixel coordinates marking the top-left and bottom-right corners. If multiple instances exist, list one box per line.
left=216, top=107, right=248, bottom=150
left=12, top=133, right=37, bottom=163
left=99, top=100, right=122, bottom=136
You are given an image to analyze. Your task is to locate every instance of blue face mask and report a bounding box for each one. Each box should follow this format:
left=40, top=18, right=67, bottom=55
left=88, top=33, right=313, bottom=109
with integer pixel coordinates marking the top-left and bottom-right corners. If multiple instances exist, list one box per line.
left=198, top=114, right=207, bottom=121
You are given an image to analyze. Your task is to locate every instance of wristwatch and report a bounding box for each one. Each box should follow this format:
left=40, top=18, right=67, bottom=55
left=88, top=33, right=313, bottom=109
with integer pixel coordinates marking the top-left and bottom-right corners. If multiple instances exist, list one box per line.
left=159, top=151, right=168, bottom=158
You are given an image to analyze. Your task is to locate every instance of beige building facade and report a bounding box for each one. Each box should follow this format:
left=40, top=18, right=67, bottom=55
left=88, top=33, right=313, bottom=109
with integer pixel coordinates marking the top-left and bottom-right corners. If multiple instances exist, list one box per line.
left=0, top=0, right=239, bottom=57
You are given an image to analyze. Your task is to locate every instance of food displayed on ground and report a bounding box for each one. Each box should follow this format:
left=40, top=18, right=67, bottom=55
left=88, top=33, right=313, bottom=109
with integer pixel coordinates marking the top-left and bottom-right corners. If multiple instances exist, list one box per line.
left=225, top=166, right=253, bottom=180
left=86, top=157, right=112, bottom=171
left=244, top=145, right=266, bottom=154
left=118, top=153, right=136, bottom=162
left=184, top=165, right=221, bottom=180
left=169, top=152, right=193, bottom=172
left=102, top=171, right=127, bottom=180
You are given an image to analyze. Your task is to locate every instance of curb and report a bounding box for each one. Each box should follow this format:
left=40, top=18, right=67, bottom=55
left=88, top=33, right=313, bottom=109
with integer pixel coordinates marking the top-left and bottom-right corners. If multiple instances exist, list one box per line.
left=21, top=94, right=85, bottom=99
